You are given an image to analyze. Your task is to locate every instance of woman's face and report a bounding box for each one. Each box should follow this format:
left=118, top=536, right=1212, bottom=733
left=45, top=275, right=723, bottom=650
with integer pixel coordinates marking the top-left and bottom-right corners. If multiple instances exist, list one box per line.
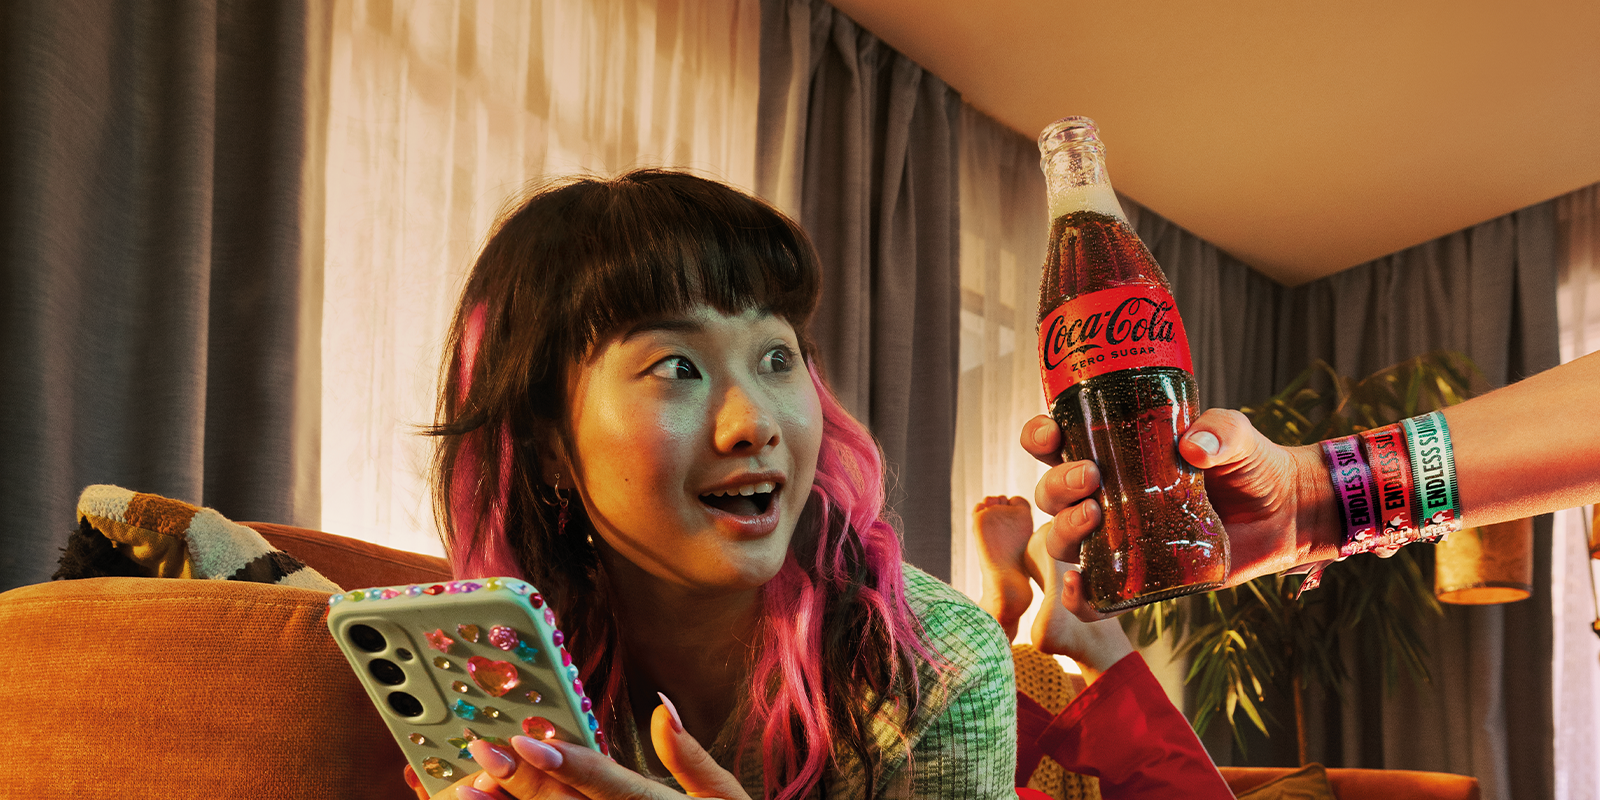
left=561, top=304, right=822, bottom=595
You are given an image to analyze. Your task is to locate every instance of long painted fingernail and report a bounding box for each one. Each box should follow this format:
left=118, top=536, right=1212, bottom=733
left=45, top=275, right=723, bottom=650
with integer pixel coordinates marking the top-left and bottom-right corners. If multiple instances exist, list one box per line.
left=457, top=787, right=495, bottom=800
left=1189, top=430, right=1221, bottom=455
left=658, top=691, right=684, bottom=733
left=468, top=739, right=515, bottom=778
left=512, top=735, right=564, bottom=770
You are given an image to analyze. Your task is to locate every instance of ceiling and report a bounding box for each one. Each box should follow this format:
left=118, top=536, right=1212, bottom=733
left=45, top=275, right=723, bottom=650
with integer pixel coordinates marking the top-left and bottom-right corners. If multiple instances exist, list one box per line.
left=829, top=0, right=1600, bottom=286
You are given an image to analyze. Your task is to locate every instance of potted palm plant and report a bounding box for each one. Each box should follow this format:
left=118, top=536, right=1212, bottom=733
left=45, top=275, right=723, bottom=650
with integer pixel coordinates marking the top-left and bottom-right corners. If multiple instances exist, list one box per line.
left=1124, top=350, right=1481, bottom=764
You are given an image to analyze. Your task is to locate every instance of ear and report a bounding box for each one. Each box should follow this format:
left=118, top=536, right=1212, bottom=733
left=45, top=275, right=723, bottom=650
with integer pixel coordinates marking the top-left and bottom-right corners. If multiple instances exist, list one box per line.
left=534, top=423, right=572, bottom=488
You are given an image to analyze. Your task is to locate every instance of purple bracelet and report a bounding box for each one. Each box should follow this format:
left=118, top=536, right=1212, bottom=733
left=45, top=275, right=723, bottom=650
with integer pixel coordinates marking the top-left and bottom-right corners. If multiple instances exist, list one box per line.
left=1322, top=435, right=1381, bottom=550
left=1298, top=435, right=1379, bottom=595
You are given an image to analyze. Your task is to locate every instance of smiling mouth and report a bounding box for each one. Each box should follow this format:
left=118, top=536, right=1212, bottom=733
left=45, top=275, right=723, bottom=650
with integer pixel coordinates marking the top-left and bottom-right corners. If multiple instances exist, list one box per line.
left=699, top=483, right=779, bottom=517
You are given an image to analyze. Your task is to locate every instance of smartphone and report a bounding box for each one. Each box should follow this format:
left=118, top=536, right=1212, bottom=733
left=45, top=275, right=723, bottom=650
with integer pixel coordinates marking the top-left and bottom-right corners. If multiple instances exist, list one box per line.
left=327, top=578, right=606, bottom=796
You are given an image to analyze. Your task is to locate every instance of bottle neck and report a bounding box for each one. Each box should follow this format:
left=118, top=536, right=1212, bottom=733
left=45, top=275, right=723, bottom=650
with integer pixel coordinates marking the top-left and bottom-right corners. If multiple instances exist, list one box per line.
left=1043, top=142, right=1126, bottom=222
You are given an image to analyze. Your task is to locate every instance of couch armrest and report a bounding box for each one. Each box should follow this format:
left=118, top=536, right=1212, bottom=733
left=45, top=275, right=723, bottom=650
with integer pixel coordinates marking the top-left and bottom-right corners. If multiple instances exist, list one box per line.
left=0, top=577, right=409, bottom=799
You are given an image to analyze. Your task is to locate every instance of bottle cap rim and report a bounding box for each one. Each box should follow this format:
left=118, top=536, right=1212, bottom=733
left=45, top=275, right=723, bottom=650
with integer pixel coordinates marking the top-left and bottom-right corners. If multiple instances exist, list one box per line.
left=1038, top=116, right=1101, bottom=154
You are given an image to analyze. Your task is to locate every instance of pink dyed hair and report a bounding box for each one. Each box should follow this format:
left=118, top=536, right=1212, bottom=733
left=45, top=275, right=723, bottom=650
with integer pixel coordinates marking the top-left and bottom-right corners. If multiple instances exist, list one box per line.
left=742, top=367, right=946, bottom=798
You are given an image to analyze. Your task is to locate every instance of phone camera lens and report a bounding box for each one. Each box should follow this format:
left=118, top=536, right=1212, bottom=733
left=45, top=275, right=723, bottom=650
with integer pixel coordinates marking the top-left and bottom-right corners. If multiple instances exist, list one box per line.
left=348, top=624, right=387, bottom=653
left=369, top=658, right=405, bottom=685
left=387, top=691, right=424, bottom=717
left=395, top=647, right=414, bottom=661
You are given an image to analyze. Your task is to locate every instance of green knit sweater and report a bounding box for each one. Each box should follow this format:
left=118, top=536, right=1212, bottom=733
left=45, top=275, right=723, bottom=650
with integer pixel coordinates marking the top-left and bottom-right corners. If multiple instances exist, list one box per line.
left=614, top=563, right=1018, bottom=799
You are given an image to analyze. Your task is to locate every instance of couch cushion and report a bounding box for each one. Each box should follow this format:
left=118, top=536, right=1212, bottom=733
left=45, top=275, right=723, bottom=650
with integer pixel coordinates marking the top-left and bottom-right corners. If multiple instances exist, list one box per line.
left=246, top=522, right=452, bottom=590
left=0, top=577, right=409, bottom=799
left=1222, top=765, right=1481, bottom=800
left=1232, top=764, right=1337, bottom=799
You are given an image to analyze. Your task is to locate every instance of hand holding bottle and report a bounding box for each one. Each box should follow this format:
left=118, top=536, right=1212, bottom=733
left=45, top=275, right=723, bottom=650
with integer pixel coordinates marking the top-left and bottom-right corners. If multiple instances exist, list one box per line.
left=1021, top=408, right=1340, bottom=620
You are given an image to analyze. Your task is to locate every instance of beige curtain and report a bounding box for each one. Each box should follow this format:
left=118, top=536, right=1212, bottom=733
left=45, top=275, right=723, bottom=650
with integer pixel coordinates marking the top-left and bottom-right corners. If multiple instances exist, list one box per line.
left=949, top=105, right=1050, bottom=605
left=319, top=0, right=760, bottom=554
left=1553, top=183, right=1600, bottom=800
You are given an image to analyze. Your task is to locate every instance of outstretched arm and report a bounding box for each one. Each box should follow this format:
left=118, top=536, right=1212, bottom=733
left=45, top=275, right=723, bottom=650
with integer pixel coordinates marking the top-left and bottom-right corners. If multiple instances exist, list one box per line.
left=1026, top=350, right=1600, bottom=620
left=1446, top=350, right=1600, bottom=528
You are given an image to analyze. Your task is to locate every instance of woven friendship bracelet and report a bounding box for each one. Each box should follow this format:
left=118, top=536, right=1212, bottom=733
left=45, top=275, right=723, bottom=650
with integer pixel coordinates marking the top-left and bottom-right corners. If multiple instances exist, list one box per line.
left=1299, top=411, right=1463, bottom=595
left=1355, top=423, right=1417, bottom=555
left=1403, top=410, right=1463, bottom=542
left=1322, top=434, right=1380, bottom=550
left=1297, top=435, right=1373, bottom=595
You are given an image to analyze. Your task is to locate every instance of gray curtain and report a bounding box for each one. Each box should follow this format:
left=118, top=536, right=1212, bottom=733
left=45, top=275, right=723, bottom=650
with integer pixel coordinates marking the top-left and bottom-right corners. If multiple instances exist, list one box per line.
left=1121, top=198, right=1286, bottom=412
left=1123, top=194, right=1557, bottom=799
left=1277, top=204, right=1559, bottom=800
left=756, top=0, right=961, bottom=579
left=0, top=0, right=327, bottom=592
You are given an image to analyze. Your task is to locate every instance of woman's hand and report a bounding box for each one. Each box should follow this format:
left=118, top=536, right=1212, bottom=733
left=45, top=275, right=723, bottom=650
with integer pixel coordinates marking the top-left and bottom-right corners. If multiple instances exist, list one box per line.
left=1022, top=408, right=1340, bottom=620
left=418, top=700, right=749, bottom=800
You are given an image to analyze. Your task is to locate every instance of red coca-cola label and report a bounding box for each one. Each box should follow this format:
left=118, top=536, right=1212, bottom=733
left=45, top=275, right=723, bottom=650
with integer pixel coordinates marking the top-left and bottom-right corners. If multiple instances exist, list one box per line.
left=1038, top=283, right=1193, bottom=401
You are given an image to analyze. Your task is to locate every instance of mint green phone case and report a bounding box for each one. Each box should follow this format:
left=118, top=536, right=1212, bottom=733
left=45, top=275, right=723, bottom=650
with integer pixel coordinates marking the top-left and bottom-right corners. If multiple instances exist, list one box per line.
left=326, top=578, right=604, bottom=795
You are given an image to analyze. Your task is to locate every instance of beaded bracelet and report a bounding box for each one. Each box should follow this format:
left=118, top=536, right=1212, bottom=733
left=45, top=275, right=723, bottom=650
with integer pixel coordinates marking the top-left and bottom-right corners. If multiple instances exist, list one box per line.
left=1296, top=410, right=1462, bottom=595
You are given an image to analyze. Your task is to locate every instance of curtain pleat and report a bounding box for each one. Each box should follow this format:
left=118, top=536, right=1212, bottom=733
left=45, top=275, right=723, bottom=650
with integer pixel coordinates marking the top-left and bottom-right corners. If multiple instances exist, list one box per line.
left=0, top=0, right=322, bottom=592
left=949, top=106, right=1051, bottom=603
left=756, top=0, right=961, bottom=579
left=1122, top=197, right=1285, bottom=411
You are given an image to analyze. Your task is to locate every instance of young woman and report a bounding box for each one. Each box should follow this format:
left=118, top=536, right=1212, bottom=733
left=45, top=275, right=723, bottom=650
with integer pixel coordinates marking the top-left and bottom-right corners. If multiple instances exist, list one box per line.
left=416, top=170, right=1016, bottom=800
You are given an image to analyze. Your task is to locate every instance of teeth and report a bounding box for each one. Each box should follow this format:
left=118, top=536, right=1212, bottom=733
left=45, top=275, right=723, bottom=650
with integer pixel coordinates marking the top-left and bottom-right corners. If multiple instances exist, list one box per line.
left=704, top=481, right=776, bottom=498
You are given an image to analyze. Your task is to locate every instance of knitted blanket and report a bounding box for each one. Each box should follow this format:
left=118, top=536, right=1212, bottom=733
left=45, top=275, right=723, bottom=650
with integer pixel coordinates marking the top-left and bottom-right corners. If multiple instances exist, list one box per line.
left=53, top=484, right=342, bottom=593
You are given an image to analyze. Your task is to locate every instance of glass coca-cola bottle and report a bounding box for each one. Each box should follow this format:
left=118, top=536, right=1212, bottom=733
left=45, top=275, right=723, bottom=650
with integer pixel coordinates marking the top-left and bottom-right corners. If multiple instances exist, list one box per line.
left=1035, top=116, right=1229, bottom=612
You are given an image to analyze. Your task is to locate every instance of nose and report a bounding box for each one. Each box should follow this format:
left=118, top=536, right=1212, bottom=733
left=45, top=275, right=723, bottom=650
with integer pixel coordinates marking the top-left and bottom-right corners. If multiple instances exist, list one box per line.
left=713, top=382, right=780, bottom=454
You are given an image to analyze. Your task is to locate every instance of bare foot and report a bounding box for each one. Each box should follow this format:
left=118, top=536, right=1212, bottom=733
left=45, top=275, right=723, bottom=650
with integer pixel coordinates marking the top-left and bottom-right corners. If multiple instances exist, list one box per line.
left=1027, top=526, right=1134, bottom=685
left=973, top=495, right=1036, bottom=640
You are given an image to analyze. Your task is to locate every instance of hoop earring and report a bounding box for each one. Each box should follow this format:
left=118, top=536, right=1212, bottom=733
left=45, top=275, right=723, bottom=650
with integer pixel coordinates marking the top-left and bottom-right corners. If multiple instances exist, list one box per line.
left=554, top=472, right=570, bottom=537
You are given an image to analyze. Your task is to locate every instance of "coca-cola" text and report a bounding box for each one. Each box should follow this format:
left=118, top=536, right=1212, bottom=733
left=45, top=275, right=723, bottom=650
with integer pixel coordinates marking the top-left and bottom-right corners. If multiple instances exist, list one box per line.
left=1042, top=296, right=1178, bottom=370
left=1037, top=283, right=1194, bottom=400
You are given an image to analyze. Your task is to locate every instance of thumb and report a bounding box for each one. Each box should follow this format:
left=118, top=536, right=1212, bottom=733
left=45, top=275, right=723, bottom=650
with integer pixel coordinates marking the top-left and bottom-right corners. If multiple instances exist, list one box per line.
left=652, top=692, right=748, bottom=799
left=1179, top=408, right=1264, bottom=472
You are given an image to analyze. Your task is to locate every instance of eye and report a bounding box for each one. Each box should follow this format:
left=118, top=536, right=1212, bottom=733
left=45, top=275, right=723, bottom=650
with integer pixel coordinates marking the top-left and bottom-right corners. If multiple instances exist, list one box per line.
left=760, top=344, right=798, bottom=374
left=648, top=356, right=701, bottom=380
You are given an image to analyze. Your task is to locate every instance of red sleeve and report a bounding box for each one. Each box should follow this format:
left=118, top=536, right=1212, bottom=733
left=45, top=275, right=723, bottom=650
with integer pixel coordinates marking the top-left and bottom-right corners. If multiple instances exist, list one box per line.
left=1029, top=653, right=1233, bottom=800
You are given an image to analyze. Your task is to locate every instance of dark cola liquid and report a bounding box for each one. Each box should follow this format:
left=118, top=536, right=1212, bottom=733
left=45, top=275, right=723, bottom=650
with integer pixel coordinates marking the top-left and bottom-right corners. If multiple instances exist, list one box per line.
left=1042, top=210, right=1229, bottom=612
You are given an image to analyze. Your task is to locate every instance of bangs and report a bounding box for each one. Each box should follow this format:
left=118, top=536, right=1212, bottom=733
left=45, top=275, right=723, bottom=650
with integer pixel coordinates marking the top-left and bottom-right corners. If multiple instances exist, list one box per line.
left=547, top=171, right=820, bottom=359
